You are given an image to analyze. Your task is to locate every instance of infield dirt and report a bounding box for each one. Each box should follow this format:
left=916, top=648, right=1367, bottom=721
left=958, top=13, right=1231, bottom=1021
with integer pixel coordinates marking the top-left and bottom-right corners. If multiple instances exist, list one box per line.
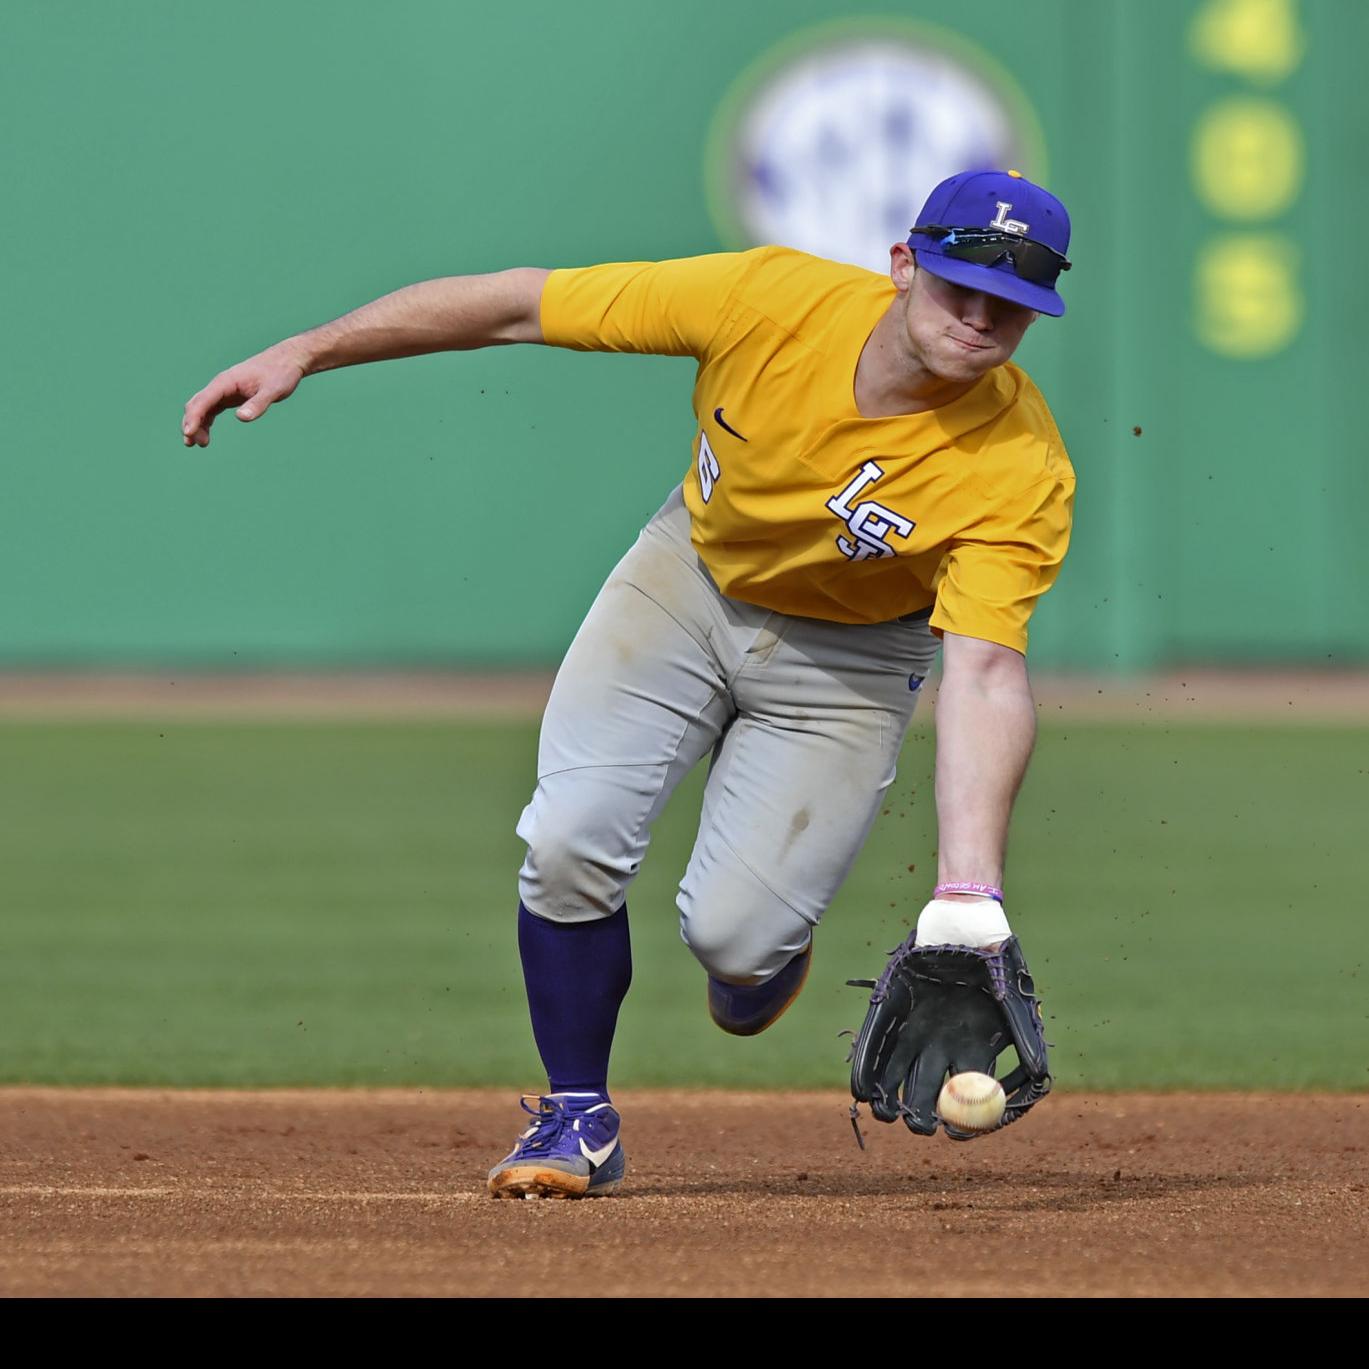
left=3, top=1088, right=1366, bottom=1297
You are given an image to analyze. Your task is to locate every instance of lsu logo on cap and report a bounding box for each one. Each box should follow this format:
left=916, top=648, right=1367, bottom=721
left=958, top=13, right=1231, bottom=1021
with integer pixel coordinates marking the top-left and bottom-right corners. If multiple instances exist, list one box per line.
left=989, top=201, right=1030, bottom=234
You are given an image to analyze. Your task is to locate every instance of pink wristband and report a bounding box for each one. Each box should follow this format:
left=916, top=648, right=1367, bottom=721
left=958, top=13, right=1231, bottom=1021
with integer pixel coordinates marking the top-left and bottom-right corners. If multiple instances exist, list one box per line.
left=933, top=881, right=1004, bottom=904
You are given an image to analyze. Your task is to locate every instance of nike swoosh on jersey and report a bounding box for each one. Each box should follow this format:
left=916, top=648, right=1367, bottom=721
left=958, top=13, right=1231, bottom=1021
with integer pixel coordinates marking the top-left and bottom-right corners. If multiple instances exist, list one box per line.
left=579, top=1136, right=618, bottom=1167
left=713, top=407, right=748, bottom=442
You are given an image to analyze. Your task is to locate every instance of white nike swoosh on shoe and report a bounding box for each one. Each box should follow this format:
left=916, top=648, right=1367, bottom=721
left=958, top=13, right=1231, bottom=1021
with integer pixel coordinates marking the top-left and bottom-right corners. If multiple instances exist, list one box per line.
left=579, top=1137, right=618, bottom=1167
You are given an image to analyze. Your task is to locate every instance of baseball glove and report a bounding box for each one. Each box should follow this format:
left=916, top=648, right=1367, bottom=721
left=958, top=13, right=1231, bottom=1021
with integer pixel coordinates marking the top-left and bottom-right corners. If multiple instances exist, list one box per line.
left=846, top=935, right=1051, bottom=1142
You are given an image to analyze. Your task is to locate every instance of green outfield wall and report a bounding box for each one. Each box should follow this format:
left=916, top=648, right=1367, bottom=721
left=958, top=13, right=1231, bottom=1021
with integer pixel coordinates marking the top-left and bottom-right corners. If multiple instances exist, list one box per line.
left=3, top=0, right=1363, bottom=669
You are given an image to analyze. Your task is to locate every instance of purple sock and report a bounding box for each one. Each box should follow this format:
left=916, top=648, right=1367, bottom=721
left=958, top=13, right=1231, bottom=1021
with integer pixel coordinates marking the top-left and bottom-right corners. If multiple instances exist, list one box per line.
left=518, top=900, right=631, bottom=1098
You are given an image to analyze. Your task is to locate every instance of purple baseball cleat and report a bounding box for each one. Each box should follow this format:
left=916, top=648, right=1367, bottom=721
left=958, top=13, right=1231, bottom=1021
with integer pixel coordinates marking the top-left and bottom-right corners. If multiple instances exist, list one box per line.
left=487, top=1093, right=626, bottom=1200
left=707, top=941, right=812, bottom=1036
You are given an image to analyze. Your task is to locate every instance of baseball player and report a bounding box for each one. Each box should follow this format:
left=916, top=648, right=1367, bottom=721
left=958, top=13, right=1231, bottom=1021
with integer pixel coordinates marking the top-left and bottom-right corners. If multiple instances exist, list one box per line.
left=182, top=169, right=1074, bottom=1200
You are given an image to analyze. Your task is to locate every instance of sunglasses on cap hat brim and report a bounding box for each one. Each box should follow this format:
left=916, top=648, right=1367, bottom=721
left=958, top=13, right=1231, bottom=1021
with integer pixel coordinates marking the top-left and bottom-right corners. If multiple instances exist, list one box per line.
left=909, top=225, right=1071, bottom=287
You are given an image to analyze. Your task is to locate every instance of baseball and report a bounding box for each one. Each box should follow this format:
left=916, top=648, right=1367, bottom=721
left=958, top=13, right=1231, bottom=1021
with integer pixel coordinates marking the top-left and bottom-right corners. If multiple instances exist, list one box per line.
left=937, top=1072, right=1006, bottom=1132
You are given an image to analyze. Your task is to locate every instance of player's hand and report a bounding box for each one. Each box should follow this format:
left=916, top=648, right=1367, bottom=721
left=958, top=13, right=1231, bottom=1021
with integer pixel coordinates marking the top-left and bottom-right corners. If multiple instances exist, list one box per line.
left=181, top=344, right=307, bottom=448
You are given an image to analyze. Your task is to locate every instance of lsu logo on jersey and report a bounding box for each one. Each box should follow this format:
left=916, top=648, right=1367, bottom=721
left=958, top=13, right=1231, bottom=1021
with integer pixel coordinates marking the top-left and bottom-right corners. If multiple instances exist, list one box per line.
left=697, top=431, right=721, bottom=502
left=826, top=461, right=915, bottom=561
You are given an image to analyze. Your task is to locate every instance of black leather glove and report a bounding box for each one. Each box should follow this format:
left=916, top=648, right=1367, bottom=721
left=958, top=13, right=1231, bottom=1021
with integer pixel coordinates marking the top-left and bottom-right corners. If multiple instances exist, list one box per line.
left=847, top=935, right=1051, bottom=1141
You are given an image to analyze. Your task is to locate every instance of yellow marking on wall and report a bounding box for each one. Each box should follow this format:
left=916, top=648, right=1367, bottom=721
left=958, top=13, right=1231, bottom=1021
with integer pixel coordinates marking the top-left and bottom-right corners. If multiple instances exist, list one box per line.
left=1194, top=234, right=1302, bottom=358
left=1192, top=98, right=1304, bottom=220
left=1190, top=0, right=1304, bottom=85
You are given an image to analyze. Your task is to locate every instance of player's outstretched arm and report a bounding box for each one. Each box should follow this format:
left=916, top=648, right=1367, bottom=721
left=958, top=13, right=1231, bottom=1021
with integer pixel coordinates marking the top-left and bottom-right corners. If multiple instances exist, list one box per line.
left=847, top=630, right=1050, bottom=1138
left=181, top=267, right=550, bottom=447
left=932, top=630, right=1036, bottom=897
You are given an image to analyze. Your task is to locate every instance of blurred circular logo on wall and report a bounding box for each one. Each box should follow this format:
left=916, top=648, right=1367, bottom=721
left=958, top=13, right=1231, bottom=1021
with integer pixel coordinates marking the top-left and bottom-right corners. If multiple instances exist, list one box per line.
left=706, top=20, right=1048, bottom=272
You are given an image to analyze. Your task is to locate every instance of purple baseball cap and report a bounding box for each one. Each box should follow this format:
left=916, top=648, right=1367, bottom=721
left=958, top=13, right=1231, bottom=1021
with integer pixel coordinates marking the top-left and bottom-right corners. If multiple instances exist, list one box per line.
left=908, top=169, right=1072, bottom=317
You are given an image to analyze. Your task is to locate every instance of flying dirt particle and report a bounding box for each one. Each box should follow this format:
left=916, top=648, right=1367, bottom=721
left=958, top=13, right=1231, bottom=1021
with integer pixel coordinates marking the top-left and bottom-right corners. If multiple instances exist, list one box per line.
left=1133, top=426, right=1142, bottom=436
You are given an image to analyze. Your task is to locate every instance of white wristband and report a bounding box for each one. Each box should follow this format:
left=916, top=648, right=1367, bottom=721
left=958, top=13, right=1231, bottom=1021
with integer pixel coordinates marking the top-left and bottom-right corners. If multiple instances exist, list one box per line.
left=914, top=897, right=1012, bottom=949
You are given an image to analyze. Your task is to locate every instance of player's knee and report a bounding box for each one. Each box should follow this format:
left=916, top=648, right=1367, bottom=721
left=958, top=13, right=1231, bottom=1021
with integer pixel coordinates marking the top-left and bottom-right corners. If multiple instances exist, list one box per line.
left=516, top=799, right=634, bottom=923
left=681, top=902, right=807, bottom=984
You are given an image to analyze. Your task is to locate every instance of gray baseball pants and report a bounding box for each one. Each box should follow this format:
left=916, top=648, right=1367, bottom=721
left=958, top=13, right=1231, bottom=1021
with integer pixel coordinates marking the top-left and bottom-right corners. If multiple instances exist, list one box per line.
left=516, top=486, right=940, bottom=984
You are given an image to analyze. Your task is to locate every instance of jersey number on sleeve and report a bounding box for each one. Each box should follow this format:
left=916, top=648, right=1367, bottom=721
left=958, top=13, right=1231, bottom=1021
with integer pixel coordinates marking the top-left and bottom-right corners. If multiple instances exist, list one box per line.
left=697, top=431, right=721, bottom=502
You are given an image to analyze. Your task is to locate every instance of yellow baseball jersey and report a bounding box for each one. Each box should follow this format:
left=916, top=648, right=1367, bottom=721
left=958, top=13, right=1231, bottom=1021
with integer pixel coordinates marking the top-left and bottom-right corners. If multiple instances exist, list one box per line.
left=539, top=246, right=1073, bottom=653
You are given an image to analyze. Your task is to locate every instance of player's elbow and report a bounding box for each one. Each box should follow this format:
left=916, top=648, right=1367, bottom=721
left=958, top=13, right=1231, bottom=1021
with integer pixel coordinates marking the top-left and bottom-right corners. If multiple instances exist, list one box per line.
left=941, top=631, right=1029, bottom=690
left=487, top=267, right=552, bottom=345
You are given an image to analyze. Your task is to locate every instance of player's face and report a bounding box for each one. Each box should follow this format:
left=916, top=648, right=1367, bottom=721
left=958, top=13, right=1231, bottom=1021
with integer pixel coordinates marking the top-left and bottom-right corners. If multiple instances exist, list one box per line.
left=893, top=246, right=1038, bottom=383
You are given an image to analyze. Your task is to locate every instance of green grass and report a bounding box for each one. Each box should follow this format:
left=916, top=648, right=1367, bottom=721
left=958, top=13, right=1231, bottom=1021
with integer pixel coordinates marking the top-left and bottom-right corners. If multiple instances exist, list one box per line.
left=3, top=720, right=1367, bottom=1089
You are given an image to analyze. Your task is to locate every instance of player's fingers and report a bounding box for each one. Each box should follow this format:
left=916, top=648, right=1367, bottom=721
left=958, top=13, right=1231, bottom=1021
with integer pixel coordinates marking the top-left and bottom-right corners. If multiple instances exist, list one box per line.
left=181, top=403, right=209, bottom=443
left=182, top=374, right=243, bottom=446
left=181, top=418, right=213, bottom=448
left=185, top=373, right=238, bottom=423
